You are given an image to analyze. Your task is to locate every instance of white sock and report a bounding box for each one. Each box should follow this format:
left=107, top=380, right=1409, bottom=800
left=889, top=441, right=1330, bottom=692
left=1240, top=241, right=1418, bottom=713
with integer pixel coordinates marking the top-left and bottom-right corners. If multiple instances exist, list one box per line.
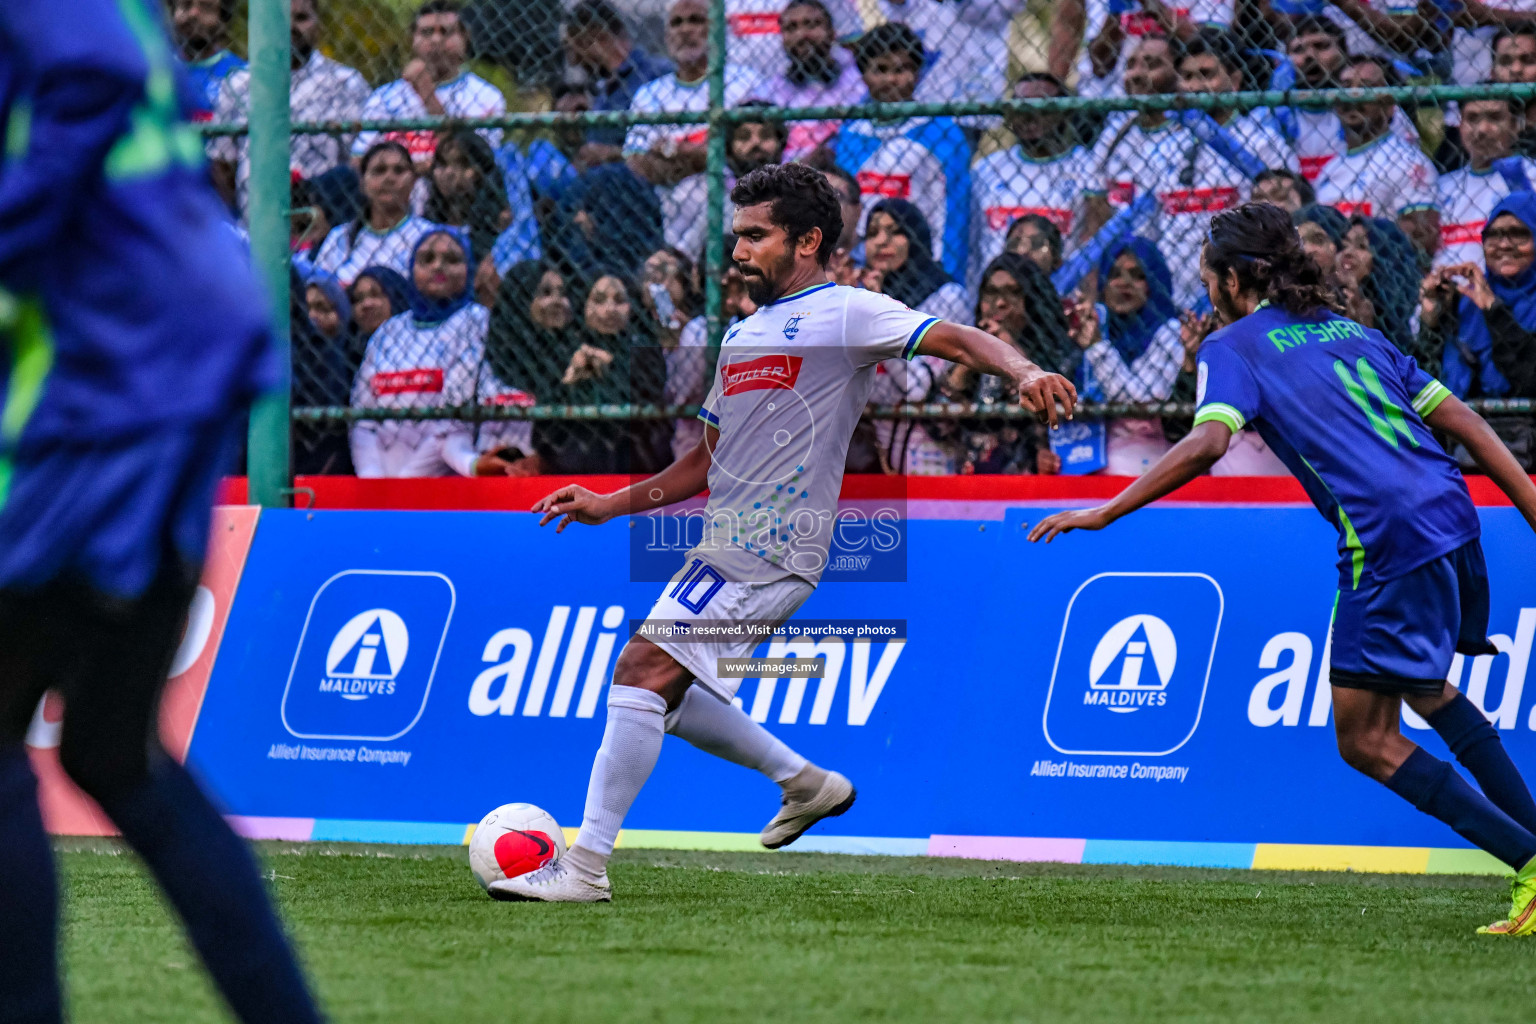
left=665, top=685, right=808, bottom=784
left=571, top=685, right=668, bottom=867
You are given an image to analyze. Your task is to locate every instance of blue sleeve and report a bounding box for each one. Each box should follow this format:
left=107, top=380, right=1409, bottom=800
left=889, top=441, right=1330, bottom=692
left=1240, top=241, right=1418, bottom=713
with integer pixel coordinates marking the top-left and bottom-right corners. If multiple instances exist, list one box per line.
left=1389, top=342, right=1454, bottom=418
left=1192, top=340, right=1261, bottom=433
left=0, top=0, right=151, bottom=285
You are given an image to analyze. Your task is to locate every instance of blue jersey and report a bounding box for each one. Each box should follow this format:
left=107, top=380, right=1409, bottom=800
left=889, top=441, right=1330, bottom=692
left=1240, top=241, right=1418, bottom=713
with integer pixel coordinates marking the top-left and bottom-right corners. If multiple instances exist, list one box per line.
left=1193, top=303, right=1479, bottom=588
left=0, top=0, right=273, bottom=448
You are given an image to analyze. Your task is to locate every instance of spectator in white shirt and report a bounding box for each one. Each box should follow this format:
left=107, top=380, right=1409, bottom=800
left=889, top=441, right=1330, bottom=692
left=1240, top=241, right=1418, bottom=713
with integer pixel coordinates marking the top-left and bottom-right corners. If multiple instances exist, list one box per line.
left=749, top=0, right=869, bottom=160
left=1314, top=56, right=1440, bottom=256
left=314, top=141, right=439, bottom=286
left=351, top=229, right=486, bottom=477
left=209, top=0, right=370, bottom=213
left=1437, top=96, right=1536, bottom=267
left=626, top=0, right=765, bottom=256
left=352, top=0, right=508, bottom=171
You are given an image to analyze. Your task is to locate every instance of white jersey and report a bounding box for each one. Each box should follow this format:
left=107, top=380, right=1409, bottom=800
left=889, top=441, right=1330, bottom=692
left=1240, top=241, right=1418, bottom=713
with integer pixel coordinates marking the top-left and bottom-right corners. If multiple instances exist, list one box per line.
left=1321, top=0, right=1415, bottom=60
left=837, top=116, right=969, bottom=279
left=1293, top=107, right=1420, bottom=184
left=695, top=281, right=941, bottom=584
left=867, top=0, right=1028, bottom=103
left=350, top=305, right=486, bottom=478
left=724, top=0, right=863, bottom=78
left=1435, top=160, right=1536, bottom=267
left=313, top=215, right=438, bottom=286
left=969, top=145, right=1093, bottom=289
left=1313, top=132, right=1438, bottom=220
left=443, top=367, right=536, bottom=476
left=351, top=71, right=506, bottom=162
left=210, top=51, right=371, bottom=213
left=1074, top=0, right=1233, bottom=98
left=624, top=67, right=764, bottom=256
left=1134, top=114, right=1298, bottom=306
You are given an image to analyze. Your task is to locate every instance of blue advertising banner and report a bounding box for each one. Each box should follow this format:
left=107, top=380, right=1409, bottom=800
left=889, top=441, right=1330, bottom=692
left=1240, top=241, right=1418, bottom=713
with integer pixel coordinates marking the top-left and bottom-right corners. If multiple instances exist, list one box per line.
left=189, top=504, right=1536, bottom=867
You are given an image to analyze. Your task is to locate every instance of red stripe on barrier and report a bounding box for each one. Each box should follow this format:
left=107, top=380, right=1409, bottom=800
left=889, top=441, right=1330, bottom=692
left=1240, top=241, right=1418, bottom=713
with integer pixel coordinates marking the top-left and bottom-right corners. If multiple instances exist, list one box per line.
left=215, top=474, right=1528, bottom=510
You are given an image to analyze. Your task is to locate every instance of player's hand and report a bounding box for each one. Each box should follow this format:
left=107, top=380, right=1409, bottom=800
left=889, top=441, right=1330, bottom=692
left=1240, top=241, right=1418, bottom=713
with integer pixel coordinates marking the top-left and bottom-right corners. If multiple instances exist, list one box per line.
left=532, top=485, right=618, bottom=532
left=1016, top=371, right=1078, bottom=429
left=1028, top=505, right=1113, bottom=543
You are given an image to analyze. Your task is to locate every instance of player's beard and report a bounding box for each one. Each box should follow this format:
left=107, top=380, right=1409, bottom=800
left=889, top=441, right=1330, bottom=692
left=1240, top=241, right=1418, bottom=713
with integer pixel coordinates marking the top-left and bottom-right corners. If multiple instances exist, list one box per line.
left=741, top=248, right=796, bottom=306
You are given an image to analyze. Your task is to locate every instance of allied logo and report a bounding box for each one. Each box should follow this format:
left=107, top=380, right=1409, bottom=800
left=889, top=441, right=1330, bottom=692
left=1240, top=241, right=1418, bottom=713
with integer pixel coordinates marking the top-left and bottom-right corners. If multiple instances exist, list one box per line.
left=782, top=314, right=806, bottom=340
left=1043, top=573, right=1222, bottom=756
left=282, top=571, right=455, bottom=741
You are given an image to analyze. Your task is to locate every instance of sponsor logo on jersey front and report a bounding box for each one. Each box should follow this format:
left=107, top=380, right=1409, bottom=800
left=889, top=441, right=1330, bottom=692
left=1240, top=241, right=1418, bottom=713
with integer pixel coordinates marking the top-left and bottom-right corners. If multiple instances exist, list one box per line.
left=1441, top=220, right=1486, bottom=246
left=1159, top=187, right=1240, bottom=215
left=1043, top=573, right=1222, bottom=756
left=282, top=571, right=455, bottom=741
left=985, top=205, right=1073, bottom=232
left=728, top=12, right=781, bottom=34
left=373, top=368, right=444, bottom=395
left=721, top=353, right=803, bottom=394
left=856, top=171, right=912, bottom=199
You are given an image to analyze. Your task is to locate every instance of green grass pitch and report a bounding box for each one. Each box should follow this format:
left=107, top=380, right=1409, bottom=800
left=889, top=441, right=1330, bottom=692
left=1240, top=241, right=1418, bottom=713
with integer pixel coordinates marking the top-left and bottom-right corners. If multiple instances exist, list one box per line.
left=56, top=838, right=1536, bottom=1023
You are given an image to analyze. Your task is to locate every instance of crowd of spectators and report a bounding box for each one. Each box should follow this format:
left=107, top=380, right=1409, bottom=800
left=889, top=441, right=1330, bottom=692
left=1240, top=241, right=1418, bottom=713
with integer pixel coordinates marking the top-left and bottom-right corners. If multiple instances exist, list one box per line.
left=177, top=0, right=1536, bottom=477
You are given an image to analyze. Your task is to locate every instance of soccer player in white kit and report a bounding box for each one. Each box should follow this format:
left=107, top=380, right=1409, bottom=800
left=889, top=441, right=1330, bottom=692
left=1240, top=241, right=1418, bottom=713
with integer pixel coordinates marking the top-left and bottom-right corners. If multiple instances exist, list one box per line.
left=492, top=164, right=1077, bottom=902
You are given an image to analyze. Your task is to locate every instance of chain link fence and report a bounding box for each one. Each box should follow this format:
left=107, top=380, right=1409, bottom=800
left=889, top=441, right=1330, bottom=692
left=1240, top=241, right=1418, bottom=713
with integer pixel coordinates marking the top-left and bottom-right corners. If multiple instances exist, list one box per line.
left=186, top=0, right=1536, bottom=480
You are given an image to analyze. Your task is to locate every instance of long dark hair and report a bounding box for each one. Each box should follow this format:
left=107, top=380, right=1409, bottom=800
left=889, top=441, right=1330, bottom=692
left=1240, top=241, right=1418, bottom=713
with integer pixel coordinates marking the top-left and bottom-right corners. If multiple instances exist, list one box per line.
left=350, top=140, right=413, bottom=247
left=487, top=261, right=570, bottom=392
left=423, top=129, right=509, bottom=265
left=868, top=198, right=950, bottom=309
left=1204, top=202, right=1342, bottom=318
left=974, top=252, right=1072, bottom=374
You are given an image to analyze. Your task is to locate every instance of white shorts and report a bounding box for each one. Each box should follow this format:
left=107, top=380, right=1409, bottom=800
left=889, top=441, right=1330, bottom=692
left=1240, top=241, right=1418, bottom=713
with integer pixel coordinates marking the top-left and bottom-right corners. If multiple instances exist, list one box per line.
left=642, top=557, right=815, bottom=701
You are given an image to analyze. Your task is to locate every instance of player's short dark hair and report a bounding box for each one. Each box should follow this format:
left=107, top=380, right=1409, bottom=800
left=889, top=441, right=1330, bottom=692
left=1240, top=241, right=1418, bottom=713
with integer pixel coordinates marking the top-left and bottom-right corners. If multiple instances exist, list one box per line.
left=567, top=0, right=629, bottom=38
left=781, top=0, right=834, bottom=29
left=1206, top=202, right=1341, bottom=317
left=1006, top=213, right=1063, bottom=263
left=1254, top=167, right=1316, bottom=205
left=1493, top=21, right=1536, bottom=51
left=853, top=23, right=925, bottom=74
left=1287, top=15, right=1348, bottom=49
left=1012, top=71, right=1068, bottom=96
left=413, top=0, right=464, bottom=29
left=730, top=163, right=843, bottom=266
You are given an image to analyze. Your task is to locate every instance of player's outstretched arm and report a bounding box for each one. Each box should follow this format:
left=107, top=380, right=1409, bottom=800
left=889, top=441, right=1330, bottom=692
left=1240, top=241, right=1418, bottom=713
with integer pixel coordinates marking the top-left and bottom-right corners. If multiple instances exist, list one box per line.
left=1027, top=421, right=1232, bottom=543
left=532, top=428, right=716, bottom=533
left=1427, top=395, right=1536, bottom=534
left=917, top=322, right=1078, bottom=427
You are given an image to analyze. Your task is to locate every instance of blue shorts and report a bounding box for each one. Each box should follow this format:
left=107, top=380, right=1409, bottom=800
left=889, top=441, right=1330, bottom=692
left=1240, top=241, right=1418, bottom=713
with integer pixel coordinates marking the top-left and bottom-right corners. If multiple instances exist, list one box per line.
left=1329, top=538, right=1499, bottom=696
left=0, top=419, right=240, bottom=600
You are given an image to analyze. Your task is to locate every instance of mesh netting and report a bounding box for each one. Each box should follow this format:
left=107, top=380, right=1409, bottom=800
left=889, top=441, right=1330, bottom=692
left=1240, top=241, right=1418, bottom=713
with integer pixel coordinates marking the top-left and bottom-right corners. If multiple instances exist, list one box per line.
left=187, top=0, right=1536, bottom=478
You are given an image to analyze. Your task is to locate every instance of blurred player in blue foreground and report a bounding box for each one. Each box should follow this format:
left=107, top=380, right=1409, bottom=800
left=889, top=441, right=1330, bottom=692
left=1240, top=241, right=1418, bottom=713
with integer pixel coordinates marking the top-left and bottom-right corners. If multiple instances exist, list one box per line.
left=0, top=2, right=324, bottom=1020
left=1031, top=202, right=1536, bottom=936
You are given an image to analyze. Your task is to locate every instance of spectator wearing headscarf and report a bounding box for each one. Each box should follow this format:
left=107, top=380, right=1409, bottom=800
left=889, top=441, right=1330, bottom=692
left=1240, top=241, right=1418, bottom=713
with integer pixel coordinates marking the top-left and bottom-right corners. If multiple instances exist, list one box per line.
left=1337, top=215, right=1424, bottom=355
left=530, top=268, right=669, bottom=474
left=458, top=261, right=578, bottom=476
left=545, top=163, right=664, bottom=279
left=1068, top=238, right=1183, bottom=476
left=941, top=253, right=1071, bottom=474
left=350, top=228, right=485, bottom=477
left=349, top=266, right=413, bottom=346
left=1421, top=191, right=1536, bottom=469
left=424, top=129, right=512, bottom=268
left=291, top=265, right=356, bottom=475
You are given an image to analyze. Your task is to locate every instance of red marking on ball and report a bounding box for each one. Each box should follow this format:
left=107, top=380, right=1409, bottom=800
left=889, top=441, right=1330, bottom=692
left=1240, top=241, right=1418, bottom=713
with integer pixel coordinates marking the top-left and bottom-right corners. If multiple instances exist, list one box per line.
left=493, top=830, right=556, bottom=878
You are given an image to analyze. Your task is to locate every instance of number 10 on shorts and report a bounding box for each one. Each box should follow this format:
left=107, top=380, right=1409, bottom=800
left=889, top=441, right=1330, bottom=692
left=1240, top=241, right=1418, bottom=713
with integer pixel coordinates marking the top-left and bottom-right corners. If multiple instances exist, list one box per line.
left=670, top=559, right=726, bottom=613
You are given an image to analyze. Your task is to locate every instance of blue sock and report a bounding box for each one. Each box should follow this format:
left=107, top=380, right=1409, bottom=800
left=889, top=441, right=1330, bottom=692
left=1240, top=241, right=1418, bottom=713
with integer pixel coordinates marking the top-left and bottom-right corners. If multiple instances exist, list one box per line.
left=1387, top=747, right=1536, bottom=870
left=0, top=746, right=61, bottom=1024
left=94, top=759, right=323, bottom=1024
left=1427, top=692, right=1536, bottom=834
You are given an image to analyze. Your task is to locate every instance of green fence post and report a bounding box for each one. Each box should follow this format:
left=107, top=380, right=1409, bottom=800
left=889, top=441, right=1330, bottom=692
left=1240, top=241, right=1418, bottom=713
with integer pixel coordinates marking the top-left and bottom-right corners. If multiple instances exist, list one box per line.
left=246, top=0, right=292, bottom=507
left=703, top=0, right=727, bottom=348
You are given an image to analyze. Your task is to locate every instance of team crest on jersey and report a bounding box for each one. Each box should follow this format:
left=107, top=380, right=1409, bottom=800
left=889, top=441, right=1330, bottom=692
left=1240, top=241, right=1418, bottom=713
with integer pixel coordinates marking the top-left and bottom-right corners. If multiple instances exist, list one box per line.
left=782, top=314, right=807, bottom=340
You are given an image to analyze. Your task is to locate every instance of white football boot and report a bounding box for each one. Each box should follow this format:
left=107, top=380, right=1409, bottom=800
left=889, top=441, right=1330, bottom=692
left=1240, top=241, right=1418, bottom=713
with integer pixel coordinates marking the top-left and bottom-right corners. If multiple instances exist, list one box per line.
left=761, top=764, right=857, bottom=849
left=488, top=857, right=612, bottom=903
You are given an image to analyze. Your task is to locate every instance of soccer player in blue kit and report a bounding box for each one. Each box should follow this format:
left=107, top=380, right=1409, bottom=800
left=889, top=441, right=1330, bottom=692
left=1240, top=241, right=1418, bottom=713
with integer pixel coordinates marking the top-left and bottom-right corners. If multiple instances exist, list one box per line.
left=1031, top=202, right=1536, bottom=935
left=0, top=1, right=324, bottom=1019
